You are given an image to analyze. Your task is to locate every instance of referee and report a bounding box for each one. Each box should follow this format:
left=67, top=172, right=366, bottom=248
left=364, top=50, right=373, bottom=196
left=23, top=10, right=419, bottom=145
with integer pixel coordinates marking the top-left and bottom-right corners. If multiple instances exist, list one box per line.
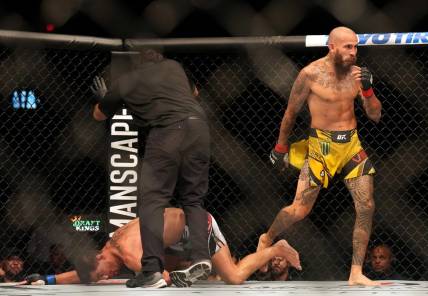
left=91, top=48, right=211, bottom=288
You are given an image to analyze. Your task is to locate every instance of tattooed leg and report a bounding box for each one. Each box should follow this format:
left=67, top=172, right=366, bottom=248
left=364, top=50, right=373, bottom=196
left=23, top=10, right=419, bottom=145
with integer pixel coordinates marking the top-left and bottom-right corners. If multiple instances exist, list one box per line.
left=345, top=175, right=379, bottom=286
left=257, top=161, right=321, bottom=258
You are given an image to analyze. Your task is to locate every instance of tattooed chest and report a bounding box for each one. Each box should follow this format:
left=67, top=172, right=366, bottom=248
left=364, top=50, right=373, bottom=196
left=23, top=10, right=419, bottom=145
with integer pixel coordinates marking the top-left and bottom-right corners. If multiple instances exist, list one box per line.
left=309, top=64, right=354, bottom=92
left=315, top=74, right=355, bottom=93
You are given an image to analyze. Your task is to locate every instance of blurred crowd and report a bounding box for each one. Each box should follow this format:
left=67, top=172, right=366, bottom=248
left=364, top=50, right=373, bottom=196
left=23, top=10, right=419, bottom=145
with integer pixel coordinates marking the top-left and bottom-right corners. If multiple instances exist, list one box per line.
left=0, top=244, right=73, bottom=283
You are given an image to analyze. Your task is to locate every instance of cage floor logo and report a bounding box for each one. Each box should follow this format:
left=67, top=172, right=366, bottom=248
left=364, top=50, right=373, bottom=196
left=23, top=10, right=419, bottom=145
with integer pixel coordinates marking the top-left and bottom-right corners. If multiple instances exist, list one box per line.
left=70, top=215, right=101, bottom=232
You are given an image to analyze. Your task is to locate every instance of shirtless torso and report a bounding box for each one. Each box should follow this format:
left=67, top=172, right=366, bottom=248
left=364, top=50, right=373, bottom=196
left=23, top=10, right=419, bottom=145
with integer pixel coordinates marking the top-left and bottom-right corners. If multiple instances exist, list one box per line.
left=305, top=57, right=359, bottom=131
left=104, top=208, right=185, bottom=275
left=261, top=26, right=383, bottom=287
left=109, top=219, right=142, bottom=272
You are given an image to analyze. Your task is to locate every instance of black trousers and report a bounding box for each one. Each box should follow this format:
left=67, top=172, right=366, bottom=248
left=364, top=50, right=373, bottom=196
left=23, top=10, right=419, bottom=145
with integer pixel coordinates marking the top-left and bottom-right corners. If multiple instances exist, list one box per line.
left=139, top=117, right=210, bottom=273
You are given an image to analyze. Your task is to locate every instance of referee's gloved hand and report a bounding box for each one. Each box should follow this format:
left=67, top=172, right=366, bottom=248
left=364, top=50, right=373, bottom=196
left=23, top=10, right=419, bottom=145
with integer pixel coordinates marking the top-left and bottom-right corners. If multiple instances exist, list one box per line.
left=25, top=273, right=56, bottom=285
left=269, top=144, right=289, bottom=171
left=90, top=76, right=108, bottom=100
left=360, top=67, right=373, bottom=91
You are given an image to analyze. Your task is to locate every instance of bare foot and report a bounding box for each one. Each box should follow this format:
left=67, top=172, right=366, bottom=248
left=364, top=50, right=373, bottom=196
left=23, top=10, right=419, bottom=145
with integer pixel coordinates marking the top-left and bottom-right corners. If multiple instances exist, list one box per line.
left=348, top=273, right=381, bottom=286
left=274, top=240, right=302, bottom=270
left=257, top=233, right=273, bottom=272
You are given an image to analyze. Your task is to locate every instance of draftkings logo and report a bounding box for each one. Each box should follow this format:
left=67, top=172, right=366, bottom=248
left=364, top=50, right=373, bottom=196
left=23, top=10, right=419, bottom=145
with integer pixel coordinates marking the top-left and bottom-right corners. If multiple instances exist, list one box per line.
left=70, top=215, right=101, bottom=232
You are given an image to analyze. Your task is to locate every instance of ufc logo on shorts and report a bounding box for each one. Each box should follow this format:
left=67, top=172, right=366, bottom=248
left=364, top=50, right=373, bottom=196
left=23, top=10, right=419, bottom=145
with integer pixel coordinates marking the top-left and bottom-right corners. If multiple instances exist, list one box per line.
left=333, top=132, right=350, bottom=143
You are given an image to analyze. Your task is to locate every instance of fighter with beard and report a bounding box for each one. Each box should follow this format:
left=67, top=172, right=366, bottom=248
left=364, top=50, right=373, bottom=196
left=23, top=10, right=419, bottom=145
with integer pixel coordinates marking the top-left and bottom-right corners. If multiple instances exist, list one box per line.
left=257, top=26, right=382, bottom=286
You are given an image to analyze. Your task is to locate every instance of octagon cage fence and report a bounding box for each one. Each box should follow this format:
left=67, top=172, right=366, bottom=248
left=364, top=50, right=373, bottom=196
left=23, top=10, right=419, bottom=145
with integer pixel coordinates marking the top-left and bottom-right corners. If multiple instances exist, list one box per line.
left=0, top=30, right=427, bottom=281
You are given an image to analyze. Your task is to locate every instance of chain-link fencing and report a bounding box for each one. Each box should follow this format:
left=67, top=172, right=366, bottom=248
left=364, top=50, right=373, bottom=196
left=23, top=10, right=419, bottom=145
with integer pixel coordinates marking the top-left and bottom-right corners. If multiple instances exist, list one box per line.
left=0, top=35, right=427, bottom=281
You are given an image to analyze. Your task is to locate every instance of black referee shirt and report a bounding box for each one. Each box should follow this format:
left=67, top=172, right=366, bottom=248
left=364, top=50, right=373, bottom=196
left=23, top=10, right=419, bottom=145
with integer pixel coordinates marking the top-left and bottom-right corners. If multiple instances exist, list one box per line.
left=98, top=58, right=206, bottom=127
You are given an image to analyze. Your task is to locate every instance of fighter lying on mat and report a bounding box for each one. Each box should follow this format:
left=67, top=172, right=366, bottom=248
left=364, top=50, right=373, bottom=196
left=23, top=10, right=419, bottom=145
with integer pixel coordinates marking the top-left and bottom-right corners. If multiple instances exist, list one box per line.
left=26, top=208, right=301, bottom=286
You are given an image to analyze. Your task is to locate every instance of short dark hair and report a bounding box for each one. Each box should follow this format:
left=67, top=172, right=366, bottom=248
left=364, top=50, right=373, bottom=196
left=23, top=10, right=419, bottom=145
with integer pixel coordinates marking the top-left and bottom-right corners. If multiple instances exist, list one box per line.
left=74, top=250, right=98, bottom=283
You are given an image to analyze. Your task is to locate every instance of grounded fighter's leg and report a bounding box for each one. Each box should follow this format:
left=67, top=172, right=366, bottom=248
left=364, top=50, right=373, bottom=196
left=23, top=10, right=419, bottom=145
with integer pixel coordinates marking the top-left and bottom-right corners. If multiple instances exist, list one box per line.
left=212, top=240, right=301, bottom=285
left=345, top=175, right=379, bottom=286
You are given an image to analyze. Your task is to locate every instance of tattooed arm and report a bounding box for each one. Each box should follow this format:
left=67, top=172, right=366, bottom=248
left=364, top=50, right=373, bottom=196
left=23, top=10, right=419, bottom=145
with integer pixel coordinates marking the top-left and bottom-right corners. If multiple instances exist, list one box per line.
left=358, top=93, right=382, bottom=123
left=277, top=69, right=312, bottom=146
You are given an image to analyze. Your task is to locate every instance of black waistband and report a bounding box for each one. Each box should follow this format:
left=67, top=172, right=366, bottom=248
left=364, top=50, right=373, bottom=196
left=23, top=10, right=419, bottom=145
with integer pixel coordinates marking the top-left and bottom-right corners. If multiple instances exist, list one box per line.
left=310, top=128, right=356, bottom=143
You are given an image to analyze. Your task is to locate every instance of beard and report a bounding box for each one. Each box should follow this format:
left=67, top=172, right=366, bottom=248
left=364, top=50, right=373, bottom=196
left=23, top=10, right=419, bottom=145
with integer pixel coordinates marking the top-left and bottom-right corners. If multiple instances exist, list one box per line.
left=270, top=267, right=288, bottom=279
left=271, top=267, right=283, bottom=277
left=270, top=262, right=286, bottom=277
left=333, top=52, right=356, bottom=73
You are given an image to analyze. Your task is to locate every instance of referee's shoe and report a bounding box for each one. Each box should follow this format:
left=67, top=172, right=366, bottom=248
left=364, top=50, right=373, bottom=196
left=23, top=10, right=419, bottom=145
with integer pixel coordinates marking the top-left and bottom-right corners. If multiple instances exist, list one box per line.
left=170, top=260, right=212, bottom=287
left=126, top=271, right=167, bottom=288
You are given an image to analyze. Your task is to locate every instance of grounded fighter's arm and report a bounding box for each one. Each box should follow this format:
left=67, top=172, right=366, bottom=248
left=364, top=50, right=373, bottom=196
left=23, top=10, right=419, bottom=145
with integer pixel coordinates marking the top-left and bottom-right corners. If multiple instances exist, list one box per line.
left=55, top=271, right=82, bottom=284
left=277, top=69, right=312, bottom=147
left=212, top=241, right=301, bottom=285
left=26, top=270, right=81, bottom=285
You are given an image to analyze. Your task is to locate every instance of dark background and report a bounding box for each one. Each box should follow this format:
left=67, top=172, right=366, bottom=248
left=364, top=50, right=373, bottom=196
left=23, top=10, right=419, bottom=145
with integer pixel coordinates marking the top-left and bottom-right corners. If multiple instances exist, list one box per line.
left=0, top=0, right=427, bottom=38
left=0, top=0, right=427, bottom=282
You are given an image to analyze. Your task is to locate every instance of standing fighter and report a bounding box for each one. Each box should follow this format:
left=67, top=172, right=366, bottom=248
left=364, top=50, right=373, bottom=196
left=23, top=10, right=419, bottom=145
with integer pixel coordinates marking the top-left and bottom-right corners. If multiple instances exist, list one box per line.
left=91, top=49, right=211, bottom=288
left=258, top=26, right=382, bottom=286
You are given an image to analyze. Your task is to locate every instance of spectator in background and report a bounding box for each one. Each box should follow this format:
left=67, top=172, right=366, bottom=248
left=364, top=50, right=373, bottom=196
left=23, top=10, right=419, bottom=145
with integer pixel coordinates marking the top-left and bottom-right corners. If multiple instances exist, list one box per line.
left=365, top=244, right=403, bottom=280
left=46, top=244, right=73, bottom=274
left=0, top=255, right=26, bottom=282
left=0, top=263, right=4, bottom=279
left=253, top=256, right=290, bottom=281
left=267, top=256, right=290, bottom=281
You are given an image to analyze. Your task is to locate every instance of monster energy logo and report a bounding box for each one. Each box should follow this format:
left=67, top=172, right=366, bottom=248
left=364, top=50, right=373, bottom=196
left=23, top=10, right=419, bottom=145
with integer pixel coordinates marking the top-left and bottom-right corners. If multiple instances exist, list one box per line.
left=320, top=141, right=330, bottom=156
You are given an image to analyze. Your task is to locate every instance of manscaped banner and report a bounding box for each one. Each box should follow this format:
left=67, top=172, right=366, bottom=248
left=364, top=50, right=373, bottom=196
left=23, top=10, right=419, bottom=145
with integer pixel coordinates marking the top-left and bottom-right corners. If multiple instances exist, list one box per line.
left=108, top=52, right=141, bottom=237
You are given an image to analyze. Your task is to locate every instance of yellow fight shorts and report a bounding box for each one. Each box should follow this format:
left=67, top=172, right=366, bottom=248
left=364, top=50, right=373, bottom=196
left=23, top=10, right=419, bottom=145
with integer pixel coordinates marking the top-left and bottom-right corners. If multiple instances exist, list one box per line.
left=288, top=128, right=375, bottom=188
